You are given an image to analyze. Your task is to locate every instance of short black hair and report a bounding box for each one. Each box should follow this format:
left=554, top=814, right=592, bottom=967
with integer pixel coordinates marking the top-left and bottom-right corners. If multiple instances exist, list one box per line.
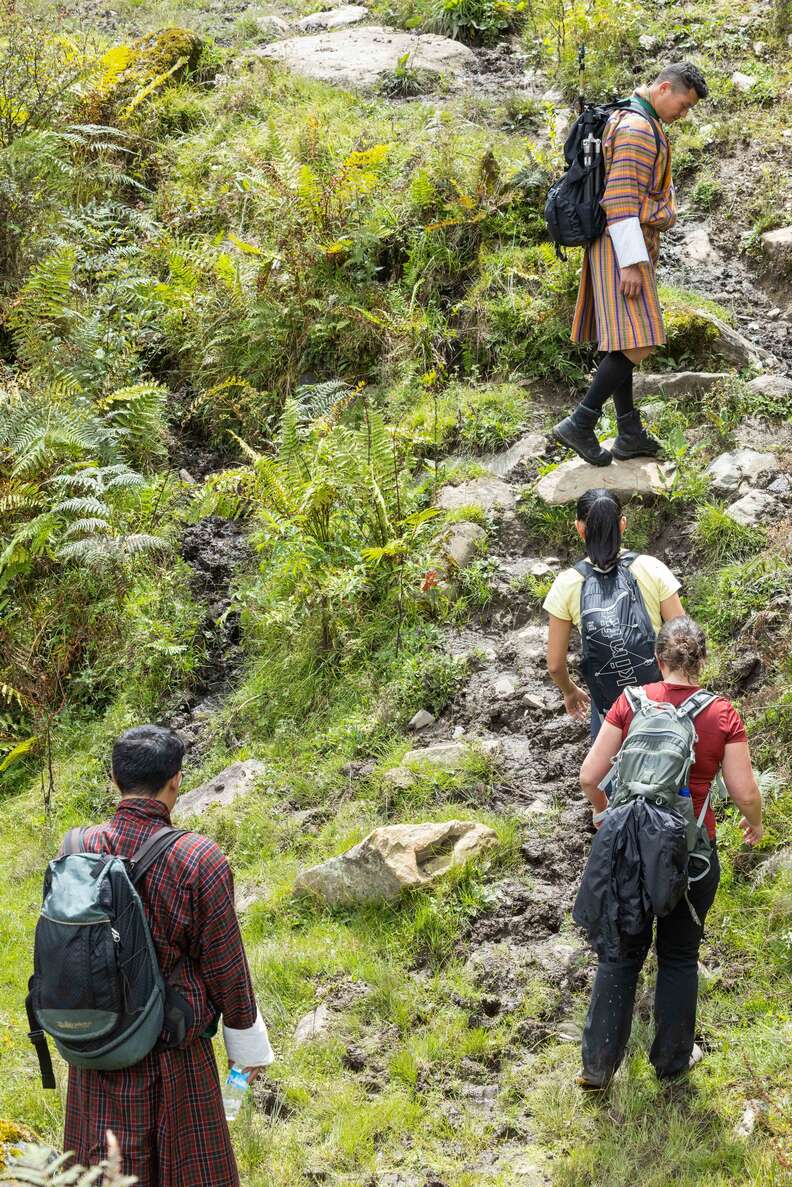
left=112, top=725, right=185, bottom=795
left=654, top=62, right=708, bottom=99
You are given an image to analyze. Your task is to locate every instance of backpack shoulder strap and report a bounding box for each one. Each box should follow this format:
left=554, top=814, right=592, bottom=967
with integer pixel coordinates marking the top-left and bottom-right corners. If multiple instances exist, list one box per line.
left=676, top=690, right=718, bottom=721
left=625, top=685, right=648, bottom=714
left=574, top=559, right=593, bottom=578
left=625, top=100, right=663, bottom=155
left=129, top=827, right=189, bottom=885
left=620, top=550, right=639, bottom=568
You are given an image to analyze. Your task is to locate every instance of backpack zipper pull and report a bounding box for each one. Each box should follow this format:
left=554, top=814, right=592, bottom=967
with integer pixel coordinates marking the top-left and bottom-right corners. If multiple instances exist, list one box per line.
left=111, top=927, right=120, bottom=943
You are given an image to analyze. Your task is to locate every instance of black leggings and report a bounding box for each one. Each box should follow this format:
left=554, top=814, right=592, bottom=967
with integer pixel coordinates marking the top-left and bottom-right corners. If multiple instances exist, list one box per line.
left=581, top=847, right=720, bottom=1082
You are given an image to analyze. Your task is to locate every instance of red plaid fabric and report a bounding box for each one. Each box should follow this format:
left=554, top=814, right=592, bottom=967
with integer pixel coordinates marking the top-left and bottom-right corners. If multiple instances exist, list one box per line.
left=63, top=797, right=258, bottom=1186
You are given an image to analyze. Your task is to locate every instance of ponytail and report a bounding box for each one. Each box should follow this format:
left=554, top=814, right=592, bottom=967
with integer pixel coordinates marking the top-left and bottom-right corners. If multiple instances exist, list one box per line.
left=576, top=489, right=622, bottom=571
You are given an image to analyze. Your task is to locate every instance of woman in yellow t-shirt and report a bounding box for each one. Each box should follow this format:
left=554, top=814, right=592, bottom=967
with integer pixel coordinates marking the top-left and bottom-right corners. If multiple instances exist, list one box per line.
left=543, top=488, right=683, bottom=736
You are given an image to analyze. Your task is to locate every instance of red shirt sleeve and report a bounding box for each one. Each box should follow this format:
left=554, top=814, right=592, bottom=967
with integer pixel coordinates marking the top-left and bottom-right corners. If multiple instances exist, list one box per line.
left=605, top=691, right=633, bottom=733
left=719, top=699, right=747, bottom=746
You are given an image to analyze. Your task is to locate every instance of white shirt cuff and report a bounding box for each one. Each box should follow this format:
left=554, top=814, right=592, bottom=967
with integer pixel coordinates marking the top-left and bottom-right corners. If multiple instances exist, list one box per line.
left=608, top=217, right=650, bottom=268
left=223, top=1008, right=275, bottom=1068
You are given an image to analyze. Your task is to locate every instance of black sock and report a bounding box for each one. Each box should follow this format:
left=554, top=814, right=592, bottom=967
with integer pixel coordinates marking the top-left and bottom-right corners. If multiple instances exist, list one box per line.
left=580, top=351, right=635, bottom=414
left=612, top=374, right=635, bottom=417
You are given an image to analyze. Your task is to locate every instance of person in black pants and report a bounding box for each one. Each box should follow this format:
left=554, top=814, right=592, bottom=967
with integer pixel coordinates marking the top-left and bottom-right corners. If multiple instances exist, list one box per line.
left=577, top=617, right=764, bottom=1086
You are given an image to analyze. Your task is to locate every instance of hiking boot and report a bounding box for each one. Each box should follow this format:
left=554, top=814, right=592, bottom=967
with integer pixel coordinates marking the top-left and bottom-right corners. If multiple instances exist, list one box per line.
left=611, top=410, right=661, bottom=460
left=689, top=1043, right=704, bottom=1070
left=576, top=1072, right=610, bottom=1091
left=553, top=405, right=612, bottom=467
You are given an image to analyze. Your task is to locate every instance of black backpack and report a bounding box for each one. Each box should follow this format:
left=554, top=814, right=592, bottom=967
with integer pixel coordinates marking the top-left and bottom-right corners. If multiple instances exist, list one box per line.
left=544, top=100, right=661, bottom=256
left=26, top=825, right=196, bottom=1089
left=575, top=551, right=661, bottom=715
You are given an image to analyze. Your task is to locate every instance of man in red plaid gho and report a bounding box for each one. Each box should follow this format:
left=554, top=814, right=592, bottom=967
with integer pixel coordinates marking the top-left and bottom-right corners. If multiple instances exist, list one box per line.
left=64, top=725, right=272, bottom=1186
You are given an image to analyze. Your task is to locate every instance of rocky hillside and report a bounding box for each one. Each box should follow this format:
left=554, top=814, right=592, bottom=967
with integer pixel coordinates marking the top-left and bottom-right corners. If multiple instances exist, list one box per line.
left=1, top=0, right=791, bottom=1183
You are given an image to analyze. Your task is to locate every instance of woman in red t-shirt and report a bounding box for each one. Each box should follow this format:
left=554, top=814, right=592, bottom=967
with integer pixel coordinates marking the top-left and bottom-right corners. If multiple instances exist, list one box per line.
left=576, top=616, right=763, bottom=1087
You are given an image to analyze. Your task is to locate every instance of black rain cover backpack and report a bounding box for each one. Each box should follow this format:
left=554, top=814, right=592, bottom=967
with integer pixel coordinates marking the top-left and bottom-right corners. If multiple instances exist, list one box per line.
left=26, top=825, right=195, bottom=1089
left=576, top=551, right=661, bottom=715
left=544, top=99, right=661, bottom=255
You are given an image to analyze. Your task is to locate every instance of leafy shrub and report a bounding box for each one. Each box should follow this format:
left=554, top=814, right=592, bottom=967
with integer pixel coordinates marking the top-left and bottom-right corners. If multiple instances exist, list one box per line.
left=692, top=503, right=766, bottom=566
left=428, top=0, right=527, bottom=46
left=690, top=176, right=722, bottom=213
left=377, top=53, right=441, bottom=98
left=384, top=646, right=468, bottom=720
left=406, top=381, right=529, bottom=454
left=690, top=556, right=792, bottom=643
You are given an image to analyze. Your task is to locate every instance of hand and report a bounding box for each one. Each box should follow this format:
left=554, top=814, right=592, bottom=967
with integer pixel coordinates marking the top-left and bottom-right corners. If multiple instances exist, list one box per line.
left=739, top=817, right=763, bottom=846
left=619, top=264, right=643, bottom=298
left=230, top=1063, right=266, bottom=1085
left=564, top=684, right=591, bottom=722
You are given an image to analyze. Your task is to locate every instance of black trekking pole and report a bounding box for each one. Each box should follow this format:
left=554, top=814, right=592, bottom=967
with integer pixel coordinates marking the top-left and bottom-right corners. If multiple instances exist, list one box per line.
left=577, top=44, right=586, bottom=114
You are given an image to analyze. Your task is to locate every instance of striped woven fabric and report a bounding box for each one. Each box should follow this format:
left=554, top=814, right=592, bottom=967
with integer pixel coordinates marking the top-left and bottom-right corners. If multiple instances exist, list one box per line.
left=571, top=107, right=677, bottom=351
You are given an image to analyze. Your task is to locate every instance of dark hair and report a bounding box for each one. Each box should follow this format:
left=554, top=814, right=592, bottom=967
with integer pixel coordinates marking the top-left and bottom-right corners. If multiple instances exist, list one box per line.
left=653, top=62, right=708, bottom=99
left=656, top=616, right=707, bottom=678
left=576, top=489, right=623, bottom=571
left=112, top=725, right=185, bottom=795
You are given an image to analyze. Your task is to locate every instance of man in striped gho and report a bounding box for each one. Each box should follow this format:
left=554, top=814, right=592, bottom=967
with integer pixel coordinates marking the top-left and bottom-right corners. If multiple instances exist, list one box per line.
left=554, top=62, right=709, bottom=467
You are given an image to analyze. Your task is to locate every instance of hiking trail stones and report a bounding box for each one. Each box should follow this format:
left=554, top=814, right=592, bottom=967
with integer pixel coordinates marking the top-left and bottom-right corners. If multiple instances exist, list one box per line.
left=294, top=820, right=498, bottom=905
left=440, top=521, right=486, bottom=568
left=707, top=448, right=779, bottom=494
left=725, top=489, right=779, bottom=527
left=534, top=445, right=672, bottom=505
left=174, top=758, right=265, bottom=818
left=746, top=374, right=792, bottom=400
left=436, top=477, right=517, bottom=516
left=294, top=1003, right=333, bottom=1042
left=384, top=738, right=502, bottom=787
left=760, top=226, right=792, bottom=276
left=259, top=26, right=476, bottom=91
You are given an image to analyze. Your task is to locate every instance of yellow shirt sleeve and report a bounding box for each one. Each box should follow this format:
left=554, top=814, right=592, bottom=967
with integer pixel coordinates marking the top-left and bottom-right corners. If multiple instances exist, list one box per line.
left=630, top=555, right=681, bottom=632
left=542, top=568, right=584, bottom=628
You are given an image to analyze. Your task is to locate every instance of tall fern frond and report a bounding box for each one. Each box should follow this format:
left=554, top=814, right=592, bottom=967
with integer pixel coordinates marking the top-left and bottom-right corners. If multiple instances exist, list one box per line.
left=1, top=1130, right=138, bottom=1184
left=8, top=246, right=78, bottom=372
left=99, top=382, right=170, bottom=465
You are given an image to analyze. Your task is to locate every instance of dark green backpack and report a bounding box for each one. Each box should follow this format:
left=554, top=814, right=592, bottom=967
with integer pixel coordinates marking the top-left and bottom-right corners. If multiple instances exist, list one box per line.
left=26, top=826, right=190, bottom=1088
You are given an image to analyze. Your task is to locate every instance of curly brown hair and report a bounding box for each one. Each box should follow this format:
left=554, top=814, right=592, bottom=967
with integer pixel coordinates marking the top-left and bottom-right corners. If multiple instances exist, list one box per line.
left=656, top=615, right=707, bottom=679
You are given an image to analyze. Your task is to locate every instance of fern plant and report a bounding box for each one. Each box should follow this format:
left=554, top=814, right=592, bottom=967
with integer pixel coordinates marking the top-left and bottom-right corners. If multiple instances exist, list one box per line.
left=1, top=1132, right=137, bottom=1185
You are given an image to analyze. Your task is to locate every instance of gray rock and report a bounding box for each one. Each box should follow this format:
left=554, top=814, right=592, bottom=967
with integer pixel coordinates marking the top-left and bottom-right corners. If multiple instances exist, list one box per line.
left=481, top=432, right=546, bottom=478
left=633, top=371, right=731, bottom=399
left=726, top=488, right=778, bottom=527
left=174, top=759, right=265, bottom=819
left=408, top=709, right=436, bottom=730
left=403, top=738, right=500, bottom=771
left=254, top=14, right=290, bottom=35
left=731, top=70, right=756, bottom=92
left=259, top=25, right=476, bottom=90
left=683, top=225, right=721, bottom=265
left=767, top=474, right=791, bottom=496
left=294, top=820, right=498, bottom=905
left=441, top=521, right=486, bottom=568
left=535, top=442, right=673, bottom=505
left=493, top=674, right=518, bottom=698
left=297, top=5, right=367, bottom=31
left=695, top=310, right=776, bottom=370
left=294, top=1003, right=332, bottom=1042
left=746, top=374, right=792, bottom=400
left=437, top=476, right=516, bottom=515
left=761, top=226, right=792, bottom=274
left=734, top=1099, right=768, bottom=1138
left=178, top=468, right=196, bottom=484
left=530, top=561, right=553, bottom=578
left=707, top=448, right=778, bottom=494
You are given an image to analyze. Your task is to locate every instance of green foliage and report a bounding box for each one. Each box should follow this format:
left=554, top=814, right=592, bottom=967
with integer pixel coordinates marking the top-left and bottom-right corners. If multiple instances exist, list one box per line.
left=457, top=243, right=586, bottom=381
left=690, top=555, right=792, bottom=643
left=690, top=175, right=723, bottom=213
left=383, top=645, right=468, bottom=721
left=518, top=490, right=576, bottom=553
left=693, top=503, right=766, bottom=566
left=427, top=0, right=527, bottom=46
left=405, top=380, right=530, bottom=454
left=377, top=52, right=441, bottom=98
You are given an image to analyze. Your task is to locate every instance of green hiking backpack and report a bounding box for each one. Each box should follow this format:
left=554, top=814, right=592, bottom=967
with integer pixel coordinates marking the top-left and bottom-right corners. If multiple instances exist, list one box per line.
left=597, top=687, right=718, bottom=892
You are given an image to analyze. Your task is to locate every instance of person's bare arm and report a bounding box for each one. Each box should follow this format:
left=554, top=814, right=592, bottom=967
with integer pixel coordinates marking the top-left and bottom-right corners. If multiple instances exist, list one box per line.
left=660, top=591, right=684, bottom=621
left=721, top=740, right=763, bottom=845
left=580, top=721, right=625, bottom=818
left=546, top=614, right=590, bottom=721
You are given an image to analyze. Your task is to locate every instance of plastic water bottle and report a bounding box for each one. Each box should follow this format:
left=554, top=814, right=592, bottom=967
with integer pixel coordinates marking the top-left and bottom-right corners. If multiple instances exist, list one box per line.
left=679, top=786, right=691, bottom=797
left=222, top=1065, right=249, bottom=1121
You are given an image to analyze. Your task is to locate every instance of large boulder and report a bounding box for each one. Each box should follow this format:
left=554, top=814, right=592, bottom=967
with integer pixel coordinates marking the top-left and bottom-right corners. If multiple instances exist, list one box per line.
left=633, top=371, right=731, bottom=399
left=761, top=226, right=792, bottom=276
left=707, top=448, right=778, bottom=494
left=437, top=477, right=516, bottom=515
left=695, top=311, right=775, bottom=370
left=173, top=759, right=265, bottom=819
left=534, top=443, right=672, bottom=505
left=259, top=26, right=475, bottom=91
left=294, top=820, right=498, bottom=905
left=725, top=489, right=778, bottom=527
